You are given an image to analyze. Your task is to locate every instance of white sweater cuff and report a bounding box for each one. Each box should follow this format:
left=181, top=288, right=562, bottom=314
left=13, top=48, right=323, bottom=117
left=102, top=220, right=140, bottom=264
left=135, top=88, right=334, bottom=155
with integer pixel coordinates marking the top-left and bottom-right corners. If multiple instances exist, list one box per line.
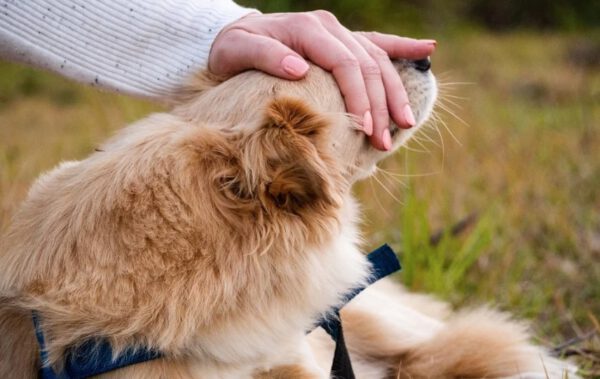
left=0, top=0, right=257, bottom=101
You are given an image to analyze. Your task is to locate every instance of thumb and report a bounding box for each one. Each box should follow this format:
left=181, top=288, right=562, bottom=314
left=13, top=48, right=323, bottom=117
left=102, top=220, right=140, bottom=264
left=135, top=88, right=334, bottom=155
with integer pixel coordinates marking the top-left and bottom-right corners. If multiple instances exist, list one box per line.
left=209, top=29, right=309, bottom=80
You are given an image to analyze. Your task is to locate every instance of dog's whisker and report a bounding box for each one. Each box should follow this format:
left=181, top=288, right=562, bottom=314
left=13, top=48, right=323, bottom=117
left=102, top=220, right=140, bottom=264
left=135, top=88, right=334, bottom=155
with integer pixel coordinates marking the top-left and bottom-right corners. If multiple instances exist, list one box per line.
left=405, top=135, right=433, bottom=154
left=367, top=174, right=395, bottom=216
left=437, top=96, right=464, bottom=110
left=431, top=110, right=463, bottom=147
left=375, top=167, right=408, bottom=188
left=435, top=118, right=447, bottom=169
left=436, top=92, right=467, bottom=100
left=415, top=127, right=442, bottom=148
left=436, top=102, right=470, bottom=129
left=434, top=70, right=455, bottom=78
left=345, top=163, right=404, bottom=204
left=376, top=166, right=443, bottom=178
left=369, top=170, right=402, bottom=205
left=436, top=94, right=463, bottom=108
left=400, top=142, right=432, bottom=154
left=424, top=115, right=447, bottom=166
left=436, top=80, right=475, bottom=87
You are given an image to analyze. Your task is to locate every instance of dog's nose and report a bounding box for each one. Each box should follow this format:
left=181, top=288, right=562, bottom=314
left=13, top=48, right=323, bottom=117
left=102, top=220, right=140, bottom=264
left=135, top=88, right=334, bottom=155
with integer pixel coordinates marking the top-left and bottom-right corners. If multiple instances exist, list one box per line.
left=411, top=58, right=431, bottom=72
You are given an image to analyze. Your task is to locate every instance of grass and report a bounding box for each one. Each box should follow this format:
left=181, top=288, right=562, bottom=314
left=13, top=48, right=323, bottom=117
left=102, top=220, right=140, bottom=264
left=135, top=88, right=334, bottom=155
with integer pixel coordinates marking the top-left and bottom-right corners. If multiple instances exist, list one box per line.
left=354, top=31, right=600, bottom=376
left=1, top=31, right=599, bottom=376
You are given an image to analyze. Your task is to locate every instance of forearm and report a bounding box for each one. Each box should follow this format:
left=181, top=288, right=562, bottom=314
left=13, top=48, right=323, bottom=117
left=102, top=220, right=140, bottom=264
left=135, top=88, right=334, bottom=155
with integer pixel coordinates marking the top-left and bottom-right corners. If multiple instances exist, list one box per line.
left=0, top=0, right=255, bottom=101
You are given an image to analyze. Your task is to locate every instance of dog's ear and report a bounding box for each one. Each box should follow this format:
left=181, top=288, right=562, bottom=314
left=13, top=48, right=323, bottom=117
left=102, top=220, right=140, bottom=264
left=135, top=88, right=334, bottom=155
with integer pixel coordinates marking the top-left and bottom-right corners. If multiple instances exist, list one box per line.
left=262, top=98, right=338, bottom=213
left=235, top=97, right=337, bottom=214
left=264, top=98, right=327, bottom=141
left=265, top=158, right=329, bottom=213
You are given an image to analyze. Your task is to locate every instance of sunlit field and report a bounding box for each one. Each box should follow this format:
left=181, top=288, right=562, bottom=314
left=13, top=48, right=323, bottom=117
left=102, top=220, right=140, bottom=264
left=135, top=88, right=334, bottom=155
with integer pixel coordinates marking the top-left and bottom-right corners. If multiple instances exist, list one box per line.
left=1, top=31, right=598, bottom=376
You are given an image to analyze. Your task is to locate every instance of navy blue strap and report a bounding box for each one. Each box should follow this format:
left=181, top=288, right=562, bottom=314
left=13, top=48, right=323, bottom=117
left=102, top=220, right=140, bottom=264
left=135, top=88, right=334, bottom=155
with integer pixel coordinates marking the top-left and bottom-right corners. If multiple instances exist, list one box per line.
left=60, top=340, right=161, bottom=379
left=318, top=244, right=401, bottom=340
left=32, top=312, right=58, bottom=379
left=330, top=323, right=355, bottom=379
left=33, top=313, right=161, bottom=379
left=33, top=244, right=400, bottom=379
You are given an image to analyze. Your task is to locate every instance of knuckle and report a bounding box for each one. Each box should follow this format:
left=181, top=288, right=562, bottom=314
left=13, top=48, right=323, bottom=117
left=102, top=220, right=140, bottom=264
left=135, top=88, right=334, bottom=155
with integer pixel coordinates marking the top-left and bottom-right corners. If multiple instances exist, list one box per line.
left=210, top=32, right=239, bottom=60
left=218, top=28, right=245, bottom=47
left=370, top=47, right=389, bottom=60
left=372, top=105, right=389, bottom=118
left=336, top=57, right=360, bottom=70
left=313, top=9, right=337, bottom=23
left=293, top=12, right=319, bottom=26
left=354, top=34, right=389, bottom=61
left=287, top=14, right=318, bottom=36
left=252, top=39, right=271, bottom=58
left=359, top=31, right=378, bottom=40
left=362, top=61, right=382, bottom=78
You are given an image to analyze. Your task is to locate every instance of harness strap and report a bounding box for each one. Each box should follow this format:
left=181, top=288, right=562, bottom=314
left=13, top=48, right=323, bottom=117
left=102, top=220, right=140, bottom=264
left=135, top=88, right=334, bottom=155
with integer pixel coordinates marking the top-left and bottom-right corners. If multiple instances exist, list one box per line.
left=330, top=323, right=355, bottom=379
left=318, top=244, right=400, bottom=340
left=317, top=244, right=401, bottom=379
left=33, top=244, right=400, bottom=379
left=32, top=312, right=57, bottom=379
left=32, top=315, right=162, bottom=379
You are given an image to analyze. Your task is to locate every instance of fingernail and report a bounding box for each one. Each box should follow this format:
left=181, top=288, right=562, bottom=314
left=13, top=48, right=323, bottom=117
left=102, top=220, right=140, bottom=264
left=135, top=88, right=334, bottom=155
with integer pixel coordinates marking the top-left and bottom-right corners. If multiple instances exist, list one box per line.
left=420, top=39, right=437, bottom=46
left=382, top=129, right=392, bottom=151
left=363, top=111, right=373, bottom=136
left=403, top=104, right=416, bottom=128
left=281, top=55, right=309, bottom=76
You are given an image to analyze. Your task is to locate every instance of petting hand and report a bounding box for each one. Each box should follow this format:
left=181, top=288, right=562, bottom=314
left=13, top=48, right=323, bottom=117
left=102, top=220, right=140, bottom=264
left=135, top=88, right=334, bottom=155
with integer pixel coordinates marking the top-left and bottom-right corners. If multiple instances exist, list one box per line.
left=208, top=11, right=436, bottom=151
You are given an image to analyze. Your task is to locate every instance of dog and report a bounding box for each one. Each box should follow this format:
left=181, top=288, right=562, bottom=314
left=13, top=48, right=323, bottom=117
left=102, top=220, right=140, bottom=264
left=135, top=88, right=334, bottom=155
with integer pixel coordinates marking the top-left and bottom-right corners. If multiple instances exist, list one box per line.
left=0, top=58, right=578, bottom=378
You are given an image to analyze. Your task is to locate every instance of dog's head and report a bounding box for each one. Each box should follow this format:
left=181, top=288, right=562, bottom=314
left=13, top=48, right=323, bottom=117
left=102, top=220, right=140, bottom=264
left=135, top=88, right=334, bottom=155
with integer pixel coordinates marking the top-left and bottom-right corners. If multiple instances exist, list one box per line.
left=176, top=58, right=437, bottom=184
left=168, top=59, right=437, bottom=249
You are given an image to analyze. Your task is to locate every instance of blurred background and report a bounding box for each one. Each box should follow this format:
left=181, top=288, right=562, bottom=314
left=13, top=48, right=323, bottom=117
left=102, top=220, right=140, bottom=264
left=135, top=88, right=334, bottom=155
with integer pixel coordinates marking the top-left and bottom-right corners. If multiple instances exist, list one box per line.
left=1, top=0, right=598, bottom=376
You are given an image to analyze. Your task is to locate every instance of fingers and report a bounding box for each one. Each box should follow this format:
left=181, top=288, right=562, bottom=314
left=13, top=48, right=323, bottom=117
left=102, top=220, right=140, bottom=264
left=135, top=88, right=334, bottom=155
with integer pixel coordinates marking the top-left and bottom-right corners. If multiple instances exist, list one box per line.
left=208, top=28, right=309, bottom=80
left=353, top=33, right=415, bottom=140
left=208, top=11, right=437, bottom=151
left=293, top=11, right=391, bottom=148
left=359, top=32, right=436, bottom=59
left=297, top=11, right=435, bottom=150
left=295, top=22, right=374, bottom=137
left=312, top=12, right=390, bottom=149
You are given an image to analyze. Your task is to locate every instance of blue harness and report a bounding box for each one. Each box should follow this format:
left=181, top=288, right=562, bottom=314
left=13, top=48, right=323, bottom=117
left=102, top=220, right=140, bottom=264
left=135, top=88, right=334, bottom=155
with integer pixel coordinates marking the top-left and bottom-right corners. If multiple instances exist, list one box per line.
left=33, top=244, right=400, bottom=379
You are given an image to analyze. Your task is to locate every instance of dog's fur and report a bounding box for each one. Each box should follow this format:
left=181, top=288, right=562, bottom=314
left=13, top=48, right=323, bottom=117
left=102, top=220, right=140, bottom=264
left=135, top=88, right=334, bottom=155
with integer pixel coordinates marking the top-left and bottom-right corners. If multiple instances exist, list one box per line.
left=0, top=62, right=577, bottom=378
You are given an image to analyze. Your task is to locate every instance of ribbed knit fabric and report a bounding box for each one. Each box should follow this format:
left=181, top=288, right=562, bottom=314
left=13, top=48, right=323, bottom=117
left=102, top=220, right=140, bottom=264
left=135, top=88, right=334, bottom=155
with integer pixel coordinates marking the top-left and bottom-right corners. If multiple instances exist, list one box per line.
left=0, top=0, right=256, bottom=101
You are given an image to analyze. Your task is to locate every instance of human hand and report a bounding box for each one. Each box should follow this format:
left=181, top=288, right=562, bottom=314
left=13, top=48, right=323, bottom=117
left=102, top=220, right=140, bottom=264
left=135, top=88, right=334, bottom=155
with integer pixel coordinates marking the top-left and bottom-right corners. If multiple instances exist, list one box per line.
left=208, top=11, right=436, bottom=151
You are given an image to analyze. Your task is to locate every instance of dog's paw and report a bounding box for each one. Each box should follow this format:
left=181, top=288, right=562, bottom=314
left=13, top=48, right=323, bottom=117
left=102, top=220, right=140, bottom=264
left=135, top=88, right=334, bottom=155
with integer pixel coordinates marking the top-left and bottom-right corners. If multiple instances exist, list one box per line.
left=253, top=364, right=325, bottom=379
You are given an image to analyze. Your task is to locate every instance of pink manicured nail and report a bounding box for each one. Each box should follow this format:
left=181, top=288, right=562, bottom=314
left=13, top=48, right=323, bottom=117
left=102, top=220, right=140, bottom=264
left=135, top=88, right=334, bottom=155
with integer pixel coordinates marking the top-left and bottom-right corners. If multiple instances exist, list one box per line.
left=382, top=129, right=392, bottom=151
left=363, top=111, right=373, bottom=136
left=403, top=104, right=416, bottom=128
left=281, top=55, right=309, bottom=76
left=420, top=39, right=437, bottom=46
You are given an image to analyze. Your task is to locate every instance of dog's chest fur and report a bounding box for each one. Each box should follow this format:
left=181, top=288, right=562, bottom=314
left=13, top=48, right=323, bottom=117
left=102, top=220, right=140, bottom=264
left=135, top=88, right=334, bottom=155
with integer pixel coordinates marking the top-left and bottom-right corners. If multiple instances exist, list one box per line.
left=187, top=196, right=370, bottom=373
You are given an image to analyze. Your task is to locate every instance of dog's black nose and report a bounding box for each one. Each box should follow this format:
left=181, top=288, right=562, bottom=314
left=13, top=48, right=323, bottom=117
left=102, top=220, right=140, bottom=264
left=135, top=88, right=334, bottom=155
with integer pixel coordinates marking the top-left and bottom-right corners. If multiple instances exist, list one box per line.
left=411, top=58, right=431, bottom=72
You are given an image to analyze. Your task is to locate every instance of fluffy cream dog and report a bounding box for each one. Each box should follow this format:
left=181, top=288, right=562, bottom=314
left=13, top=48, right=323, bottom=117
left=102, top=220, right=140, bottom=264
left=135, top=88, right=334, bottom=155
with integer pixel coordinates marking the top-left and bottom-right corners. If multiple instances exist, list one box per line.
left=0, top=60, right=577, bottom=378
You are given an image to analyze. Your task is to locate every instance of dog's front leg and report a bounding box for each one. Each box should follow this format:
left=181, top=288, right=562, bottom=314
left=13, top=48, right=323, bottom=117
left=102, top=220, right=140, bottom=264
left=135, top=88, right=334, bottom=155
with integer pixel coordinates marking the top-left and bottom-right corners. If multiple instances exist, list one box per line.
left=253, top=335, right=327, bottom=379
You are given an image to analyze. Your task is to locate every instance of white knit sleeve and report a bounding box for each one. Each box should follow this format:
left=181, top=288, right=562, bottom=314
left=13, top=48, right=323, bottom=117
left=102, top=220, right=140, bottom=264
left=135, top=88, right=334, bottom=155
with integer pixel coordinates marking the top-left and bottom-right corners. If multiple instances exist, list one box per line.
left=0, top=0, right=257, bottom=101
